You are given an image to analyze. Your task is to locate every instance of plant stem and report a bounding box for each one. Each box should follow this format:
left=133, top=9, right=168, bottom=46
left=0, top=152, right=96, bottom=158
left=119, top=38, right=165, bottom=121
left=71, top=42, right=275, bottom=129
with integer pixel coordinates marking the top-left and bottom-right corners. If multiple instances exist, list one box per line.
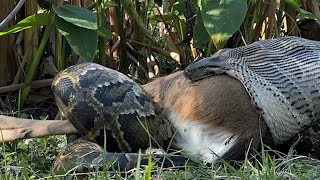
left=116, top=0, right=129, bottom=72
left=121, top=0, right=161, bottom=47
left=19, top=13, right=55, bottom=107
left=206, top=39, right=213, bottom=57
left=24, top=0, right=38, bottom=68
left=96, top=0, right=106, bottom=66
left=56, top=0, right=65, bottom=70
left=56, top=31, right=65, bottom=70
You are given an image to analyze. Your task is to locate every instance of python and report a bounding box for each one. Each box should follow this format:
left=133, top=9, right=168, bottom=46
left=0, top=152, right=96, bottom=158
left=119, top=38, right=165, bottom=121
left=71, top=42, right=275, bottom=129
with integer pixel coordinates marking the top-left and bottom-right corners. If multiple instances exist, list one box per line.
left=0, top=36, right=319, bottom=171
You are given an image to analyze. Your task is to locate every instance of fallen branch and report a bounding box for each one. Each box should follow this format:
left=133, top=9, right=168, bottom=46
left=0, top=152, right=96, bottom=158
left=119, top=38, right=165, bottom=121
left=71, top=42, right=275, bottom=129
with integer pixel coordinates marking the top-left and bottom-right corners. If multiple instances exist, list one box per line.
left=0, top=115, right=78, bottom=142
left=0, top=79, right=53, bottom=94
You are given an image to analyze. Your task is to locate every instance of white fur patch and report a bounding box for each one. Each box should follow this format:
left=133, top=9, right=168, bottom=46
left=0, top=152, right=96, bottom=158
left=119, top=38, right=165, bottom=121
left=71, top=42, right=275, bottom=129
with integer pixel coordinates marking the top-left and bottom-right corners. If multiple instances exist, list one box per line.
left=169, top=112, right=237, bottom=163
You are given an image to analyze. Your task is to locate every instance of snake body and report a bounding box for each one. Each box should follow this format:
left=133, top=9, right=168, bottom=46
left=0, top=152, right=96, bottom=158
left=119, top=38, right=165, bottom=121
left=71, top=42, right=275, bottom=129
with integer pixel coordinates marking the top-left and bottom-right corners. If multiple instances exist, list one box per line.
left=53, top=138, right=197, bottom=173
left=51, top=63, right=172, bottom=152
left=184, top=36, right=320, bottom=146
left=52, top=37, right=320, bottom=173
left=52, top=63, right=181, bottom=172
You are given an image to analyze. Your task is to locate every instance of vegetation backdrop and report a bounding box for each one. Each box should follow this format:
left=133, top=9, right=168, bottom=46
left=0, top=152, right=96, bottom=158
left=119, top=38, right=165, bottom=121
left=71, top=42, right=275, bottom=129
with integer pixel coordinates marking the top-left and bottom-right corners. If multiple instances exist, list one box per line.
left=0, top=0, right=320, bottom=178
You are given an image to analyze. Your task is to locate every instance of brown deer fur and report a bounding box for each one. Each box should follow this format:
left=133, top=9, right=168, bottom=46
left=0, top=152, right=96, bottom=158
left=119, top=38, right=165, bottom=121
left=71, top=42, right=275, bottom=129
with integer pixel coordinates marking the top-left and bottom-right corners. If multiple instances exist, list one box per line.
left=0, top=70, right=274, bottom=163
left=142, top=71, right=274, bottom=162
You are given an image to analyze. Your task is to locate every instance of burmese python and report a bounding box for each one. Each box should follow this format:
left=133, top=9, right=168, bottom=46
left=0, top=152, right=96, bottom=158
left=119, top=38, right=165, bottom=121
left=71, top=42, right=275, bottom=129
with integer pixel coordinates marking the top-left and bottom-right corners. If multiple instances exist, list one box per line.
left=51, top=63, right=194, bottom=173
left=52, top=37, right=320, bottom=173
left=184, top=36, right=320, bottom=155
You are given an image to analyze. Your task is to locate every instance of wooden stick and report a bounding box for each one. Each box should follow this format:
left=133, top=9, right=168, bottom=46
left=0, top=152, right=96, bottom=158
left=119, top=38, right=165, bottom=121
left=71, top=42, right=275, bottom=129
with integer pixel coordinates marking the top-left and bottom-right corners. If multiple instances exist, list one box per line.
left=0, top=115, right=78, bottom=142
left=0, top=79, right=53, bottom=94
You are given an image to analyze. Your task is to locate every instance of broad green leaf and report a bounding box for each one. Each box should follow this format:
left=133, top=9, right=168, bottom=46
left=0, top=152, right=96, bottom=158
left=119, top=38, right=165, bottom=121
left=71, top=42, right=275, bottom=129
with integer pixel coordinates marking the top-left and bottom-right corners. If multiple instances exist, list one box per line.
left=299, top=8, right=317, bottom=20
left=172, top=0, right=187, bottom=20
left=0, top=13, right=51, bottom=36
left=55, top=16, right=97, bottom=62
left=193, top=13, right=210, bottom=48
left=285, top=1, right=317, bottom=20
left=53, top=4, right=97, bottom=30
left=92, top=2, right=118, bottom=13
left=98, top=27, right=112, bottom=38
left=199, top=0, right=247, bottom=49
left=285, top=0, right=300, bottom=11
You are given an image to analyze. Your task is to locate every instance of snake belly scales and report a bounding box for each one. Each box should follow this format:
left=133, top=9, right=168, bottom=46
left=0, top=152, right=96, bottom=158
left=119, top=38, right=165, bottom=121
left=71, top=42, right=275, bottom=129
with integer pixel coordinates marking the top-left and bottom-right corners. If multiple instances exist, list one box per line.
left=53, top=36, right=320, bottom=172
left=185, top=36, right=320, bottom=155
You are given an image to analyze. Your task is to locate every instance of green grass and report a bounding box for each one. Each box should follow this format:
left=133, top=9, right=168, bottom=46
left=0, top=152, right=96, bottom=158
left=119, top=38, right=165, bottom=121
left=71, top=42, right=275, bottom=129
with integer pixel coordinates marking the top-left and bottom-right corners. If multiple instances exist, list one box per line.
left=0, top=136, right=66, bottom=179
left=1, top=135, right=320, bottom=179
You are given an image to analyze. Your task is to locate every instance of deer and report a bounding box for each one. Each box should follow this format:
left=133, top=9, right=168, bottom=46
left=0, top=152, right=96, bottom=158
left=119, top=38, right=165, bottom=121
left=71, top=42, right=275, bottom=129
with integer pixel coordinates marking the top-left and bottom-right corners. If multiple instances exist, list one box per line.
left=0, top=70, right=274, bottom=164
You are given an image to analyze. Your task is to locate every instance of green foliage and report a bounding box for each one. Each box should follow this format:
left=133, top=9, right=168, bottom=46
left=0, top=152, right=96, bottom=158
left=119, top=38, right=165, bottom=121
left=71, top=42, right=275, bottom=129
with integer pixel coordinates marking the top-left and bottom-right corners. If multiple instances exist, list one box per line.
left=299, top=9, right=318, bottom=20
left=98, top=26, right=112, bottom=38
left=135, top=150, right=142, bottom=180
left=0, top=4, right=109, bottom=63
left=0, top=13, right=52, bottom=36
left=149, top=14, right=175, bottom=22
left=55, top=16, right=98, bottom=62
left=172, top=0, right=187, bottom=20
left=145, top=154, right=153, bottom=180
left=0, top=132, right=320, bottom=179
left=286, top=0, right=300, bottom=11
left=193, top=11, right=210, bottom=48
left=0, top=136, right=66, bottom=177
left=1, top=1, right=320, bottom=177
left=286, top=0, right=317, bottom=20
left=103, top=1, right=118, bottom=8
left=19, top=12, right=55, bottom=107
left=53, top=4, right=98, bottom=30
left=0, top=4, right=112, bottom=105
left=53, top=5, right=101, bottom=62
left=198, top=0, right=247, bottom=49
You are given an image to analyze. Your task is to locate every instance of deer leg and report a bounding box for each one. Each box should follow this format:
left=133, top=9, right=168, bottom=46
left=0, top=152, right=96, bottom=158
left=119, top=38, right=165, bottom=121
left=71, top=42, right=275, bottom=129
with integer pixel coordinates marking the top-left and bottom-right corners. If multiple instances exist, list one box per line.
left=0, top=115, right=78, bottom=142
